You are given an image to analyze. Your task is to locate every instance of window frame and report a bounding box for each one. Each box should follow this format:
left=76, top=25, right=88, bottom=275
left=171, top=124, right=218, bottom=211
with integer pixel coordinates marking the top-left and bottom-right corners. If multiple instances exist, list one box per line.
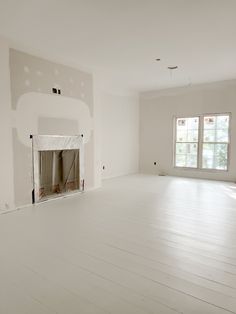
left=173, top=113, right=231, bottom=172
left=174, top=116, right=200, bottom=169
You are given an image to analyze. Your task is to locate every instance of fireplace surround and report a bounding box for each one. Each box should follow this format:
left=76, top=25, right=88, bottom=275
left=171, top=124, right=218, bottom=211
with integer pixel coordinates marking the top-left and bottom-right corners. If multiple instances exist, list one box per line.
left=32, top=135, right=84, bottom=203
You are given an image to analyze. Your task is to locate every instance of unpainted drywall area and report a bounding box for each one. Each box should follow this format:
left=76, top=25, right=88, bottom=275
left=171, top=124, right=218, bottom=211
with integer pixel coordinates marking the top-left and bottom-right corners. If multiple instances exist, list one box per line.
left=9, top=49, right=95, bottom=207
left=101, top=92, right=139, bottom=179
left=140, top=80, right=236, bottom=181
left=10, top=49, right=93, bottom=113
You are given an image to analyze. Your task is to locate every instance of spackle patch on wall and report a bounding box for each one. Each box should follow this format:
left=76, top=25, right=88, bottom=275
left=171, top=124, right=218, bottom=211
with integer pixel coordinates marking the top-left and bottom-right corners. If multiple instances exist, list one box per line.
left=9, top=49, right=93, bottom=114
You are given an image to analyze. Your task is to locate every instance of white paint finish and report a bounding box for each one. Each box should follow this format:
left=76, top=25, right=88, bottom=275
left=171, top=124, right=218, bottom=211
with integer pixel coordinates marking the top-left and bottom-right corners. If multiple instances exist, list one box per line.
left=140, top=79, right=236, bottom=181
left=0, top=37, right=15, bottom=212
left=92, top=77, right=103, bottom=188
left=11, top=91, right=94, bottom=207
left=1, top=174, right=236, bottom=313
left=7, top=47, right=99, bottom=208
left=101, top=93, right=139, bottom=179
left=13, top=92, right=92, bottom=146
left=0, top=37, right=140, bottom=210
left=1, top=1, right=236, bottom=92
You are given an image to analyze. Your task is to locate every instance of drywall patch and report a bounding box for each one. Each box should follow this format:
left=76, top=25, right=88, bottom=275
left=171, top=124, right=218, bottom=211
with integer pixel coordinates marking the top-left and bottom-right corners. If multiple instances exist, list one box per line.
left=38, top=117, right=79, bottom=135
left=12, top=92, right=92, bottom=147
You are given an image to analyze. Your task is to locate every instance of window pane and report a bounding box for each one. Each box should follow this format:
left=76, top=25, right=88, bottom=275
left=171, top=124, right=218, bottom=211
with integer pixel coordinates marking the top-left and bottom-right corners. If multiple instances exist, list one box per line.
left=186, top=155, right=197, bottom=168
left=187, top=130, right=198, bottom=142
left=176, top=143, right=198, bottom=155
left=202, top=144, right=214, bottom=168
left=188, top=143, right=198, bottom=155
left=202, top=144, right=228, bottom=170
left=176, top=143, right=187, bottom=154
left=176, top=130, right=187, bottom=142
left=177, top=118, right=187, bottom=129
left=188, top=117, right=199, bottom=130
left=204, top=116, right=216, bottom=130
left=176, top=154, right=186, bottom=167
left=203, top=129, right=215, bottom=142
left=176, top=117, right=199, bottom=143
left=175, top=117, right=199, bottom=168
left=215, top=144, right=228, bottom=170
left=175, top=143, right=198, bottom=168
left=203, top=128, right=228, bottom=142
left=176, top=118, right=187, bottom=142
left=203, top=114, right=229, bottom=143
left=217, top=115, right=229, bottom=129
left=216, top=129, right=229, bottom=142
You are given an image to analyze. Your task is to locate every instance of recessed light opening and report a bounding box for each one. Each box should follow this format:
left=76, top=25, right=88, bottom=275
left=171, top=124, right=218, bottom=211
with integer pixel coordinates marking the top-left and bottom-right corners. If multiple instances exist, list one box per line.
left=168, top=66, right=178, bottom=70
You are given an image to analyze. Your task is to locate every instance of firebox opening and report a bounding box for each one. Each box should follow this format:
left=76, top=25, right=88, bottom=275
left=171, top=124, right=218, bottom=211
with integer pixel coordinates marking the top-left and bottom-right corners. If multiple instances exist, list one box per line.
left=38, top=149, right=80, bottom=200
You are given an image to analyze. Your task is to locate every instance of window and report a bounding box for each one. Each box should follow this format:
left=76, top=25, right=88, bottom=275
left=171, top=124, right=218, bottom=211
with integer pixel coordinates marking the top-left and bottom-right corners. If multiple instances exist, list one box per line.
left=202, top=115, right=230, bottom=170
left=175, top=117, right=199, bottom=168
left=174, top=114, right=230, bottom=171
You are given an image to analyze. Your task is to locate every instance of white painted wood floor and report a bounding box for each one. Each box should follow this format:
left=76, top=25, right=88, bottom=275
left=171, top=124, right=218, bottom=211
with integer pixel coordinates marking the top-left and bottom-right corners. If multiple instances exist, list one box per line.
left=1, top=174, right=236, bottom=314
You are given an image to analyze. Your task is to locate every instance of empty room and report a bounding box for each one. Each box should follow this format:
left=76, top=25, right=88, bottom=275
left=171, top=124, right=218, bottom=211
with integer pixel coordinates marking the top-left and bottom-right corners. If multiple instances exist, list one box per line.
left=0, top=0, right=236, bottom=313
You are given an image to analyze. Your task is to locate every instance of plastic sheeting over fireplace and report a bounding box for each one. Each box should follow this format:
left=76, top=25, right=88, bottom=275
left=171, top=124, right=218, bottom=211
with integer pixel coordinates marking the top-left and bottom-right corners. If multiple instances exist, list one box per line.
left=32, top=135, right=84, bottom=203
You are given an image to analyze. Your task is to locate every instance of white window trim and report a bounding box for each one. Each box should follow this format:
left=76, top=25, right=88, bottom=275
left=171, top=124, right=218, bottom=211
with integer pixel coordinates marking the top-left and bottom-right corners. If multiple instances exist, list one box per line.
left=173, top=113, right=231, bottom=172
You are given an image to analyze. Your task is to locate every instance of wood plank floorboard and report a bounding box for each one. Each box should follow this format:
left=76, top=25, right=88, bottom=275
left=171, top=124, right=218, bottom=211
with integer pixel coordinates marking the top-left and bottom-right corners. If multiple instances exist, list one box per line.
left=1, top=174, right=236, bottom=313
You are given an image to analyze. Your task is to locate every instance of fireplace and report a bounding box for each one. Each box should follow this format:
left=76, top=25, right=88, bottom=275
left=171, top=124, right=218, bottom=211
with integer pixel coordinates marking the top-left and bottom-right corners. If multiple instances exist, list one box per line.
left=31, top=135, right=84, bottom=203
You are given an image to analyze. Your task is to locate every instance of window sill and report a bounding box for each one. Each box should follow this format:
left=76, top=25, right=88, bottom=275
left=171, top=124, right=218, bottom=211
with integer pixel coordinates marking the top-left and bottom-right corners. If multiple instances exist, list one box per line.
left=174, top=166, right=228, bottom=173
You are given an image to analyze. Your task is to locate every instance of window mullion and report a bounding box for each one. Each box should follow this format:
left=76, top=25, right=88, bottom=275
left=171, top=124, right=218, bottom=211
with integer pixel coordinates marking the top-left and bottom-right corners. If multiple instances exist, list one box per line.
left=198, top=116, right=203, bottom=169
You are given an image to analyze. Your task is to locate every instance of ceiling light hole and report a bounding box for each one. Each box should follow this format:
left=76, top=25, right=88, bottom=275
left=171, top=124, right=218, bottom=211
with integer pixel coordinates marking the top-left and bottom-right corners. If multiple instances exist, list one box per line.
left=168, top=66, right=178, bottom=70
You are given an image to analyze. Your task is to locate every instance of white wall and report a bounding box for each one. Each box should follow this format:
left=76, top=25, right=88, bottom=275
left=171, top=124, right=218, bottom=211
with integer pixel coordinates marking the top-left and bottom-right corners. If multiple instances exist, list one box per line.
left=140, top=80, right=236, bottom=182
left=0, top=38, right=15, bottom=212
left=0, top=37, right=101, bottom=210
left=0, top=36, right=140, bottom=211
left=101, top=93, right=139, bottom=179
left=9, top=49, right=97, bottom=207
left=92, top=76, right=102, bottom=189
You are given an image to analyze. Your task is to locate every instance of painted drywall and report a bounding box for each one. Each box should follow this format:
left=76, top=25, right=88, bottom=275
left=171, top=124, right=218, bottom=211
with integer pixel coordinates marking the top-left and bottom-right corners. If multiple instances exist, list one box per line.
left=12, top=92, right=93, bottom=206
left=101, top=92, right=139, bottom=179
left=0, top=37, right=140, bottom=210
left=140, top=80, right=236, bottom=181
left=0, top=38, right=15, bottom=212
left=9, top=49, right=96, bottom=207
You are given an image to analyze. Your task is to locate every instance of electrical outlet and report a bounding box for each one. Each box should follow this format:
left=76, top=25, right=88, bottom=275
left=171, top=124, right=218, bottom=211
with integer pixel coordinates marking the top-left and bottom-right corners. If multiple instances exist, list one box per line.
left=52, top=87, right=57, bottom=94
left=58, top=89, right=61, bottom=95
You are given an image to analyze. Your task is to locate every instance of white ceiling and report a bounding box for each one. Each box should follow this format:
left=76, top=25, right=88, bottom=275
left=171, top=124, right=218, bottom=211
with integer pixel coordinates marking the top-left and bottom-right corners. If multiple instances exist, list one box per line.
left=0, top=0, right=236, bottom=92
